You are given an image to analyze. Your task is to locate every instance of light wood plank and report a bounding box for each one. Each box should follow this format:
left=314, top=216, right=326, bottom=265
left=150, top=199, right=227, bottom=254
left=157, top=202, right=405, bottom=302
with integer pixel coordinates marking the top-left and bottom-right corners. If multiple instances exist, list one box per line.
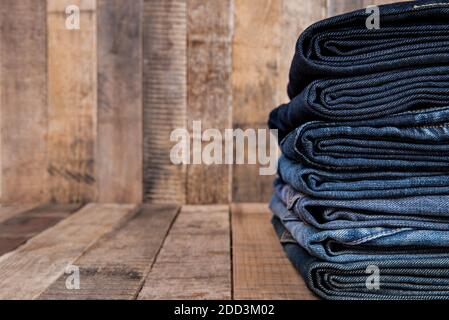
left=97, top=0, right=143, bottom=203
left=186, top=0, right=233, bottom=204
left=0, top=205, right=81, bottom=257
left=0, top=0, right=48, bottom=204
left=138, top=205, right=231, bottom=300
left=327, top=0, right=404, bottom=16
left=0, top=204, right=136, bottom=299
left=47, top=0, right=97, bottom=203
left=327, top=0, right=364, bottom=16
left=232, top=0, right=281, bottom=203
left=232, top=203, right=317, bottom=300
left=280, top=0, right=327, bottom=102
left=143, top=0, right=187, bottom=204
left=39, top=204, right=179, bottom=300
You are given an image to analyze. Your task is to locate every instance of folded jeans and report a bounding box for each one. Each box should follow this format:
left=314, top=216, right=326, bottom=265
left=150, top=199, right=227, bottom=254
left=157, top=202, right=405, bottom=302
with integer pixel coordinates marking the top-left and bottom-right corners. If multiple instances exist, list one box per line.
left=287, top=0, right=449, bottom=98
left=277, top=155, right=449, bottom=199
left=272, top=215, right=449, bottom=300
left=270, top=194, right=449, bottom=263
left=281, top=107, right=449, bottom=171
left=273, top=179, right=449, bottom=231
left=270, top=66, right=449, bottom=139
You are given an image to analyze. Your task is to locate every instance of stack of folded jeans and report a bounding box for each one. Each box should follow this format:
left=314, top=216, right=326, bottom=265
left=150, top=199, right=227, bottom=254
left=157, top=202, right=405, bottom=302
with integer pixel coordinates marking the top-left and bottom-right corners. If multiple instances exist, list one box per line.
left=268, top=0, right=449, bottom=300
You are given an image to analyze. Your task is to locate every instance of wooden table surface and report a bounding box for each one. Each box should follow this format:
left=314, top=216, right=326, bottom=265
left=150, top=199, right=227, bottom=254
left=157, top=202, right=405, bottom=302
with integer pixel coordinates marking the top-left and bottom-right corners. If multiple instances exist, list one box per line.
left=0, top=203, right=317, bottom=300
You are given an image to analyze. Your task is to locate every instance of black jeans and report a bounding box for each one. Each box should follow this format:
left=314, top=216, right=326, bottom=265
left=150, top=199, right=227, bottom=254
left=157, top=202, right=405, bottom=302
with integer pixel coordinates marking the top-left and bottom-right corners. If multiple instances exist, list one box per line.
left=287, top=0, right=449, bottom=99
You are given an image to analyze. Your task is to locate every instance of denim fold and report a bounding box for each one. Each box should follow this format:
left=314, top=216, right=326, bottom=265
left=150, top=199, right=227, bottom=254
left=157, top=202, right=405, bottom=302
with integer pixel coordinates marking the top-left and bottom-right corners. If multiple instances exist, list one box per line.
left=278, top=155, right=449, bottom=199
left=270, top=194, right=449, bottom=263
left=287, top=0, right=449, bottom=98
left=274, top=179, right=449, bottom=231
left=270, top=66, right=449, bottom=139
left=281, top=107, right=449, bottom=171
left=272, top=216, right=449, bottom=300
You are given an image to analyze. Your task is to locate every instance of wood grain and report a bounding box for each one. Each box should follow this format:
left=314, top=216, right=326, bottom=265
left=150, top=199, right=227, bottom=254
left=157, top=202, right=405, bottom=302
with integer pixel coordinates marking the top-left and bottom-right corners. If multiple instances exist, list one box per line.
left=232, top=204, right=317, bottom=300
left=327, top=0, right=403, bottom=16
left=0, top=204, right=136, bottom=299
left=232, top=0, right=327, bottom=202
left=47, top=0, right=97, bottom=203
left=0, top=205, right=37, bottom=224
left=97, top=0, right=143, bottom=204
left=143, top=0, right=187, bottom=204
left=0, top=0, right=48, bottom=204
left=232, top=0, right=281, bottom=203
left=39, top=204, right=178, bottom=300
left=186, top=0, right=233, bottom=204
left=0, top=204, right=81, bottom=256
left=138, top=205, right=231, bottom=300
left=280, top=0, right=327, bottom=102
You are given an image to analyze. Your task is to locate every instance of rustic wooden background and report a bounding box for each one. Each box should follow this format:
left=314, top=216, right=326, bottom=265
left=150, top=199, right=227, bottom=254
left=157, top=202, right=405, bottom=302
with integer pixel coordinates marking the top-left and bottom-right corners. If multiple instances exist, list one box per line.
left=0, top=0, right=402, bottom=205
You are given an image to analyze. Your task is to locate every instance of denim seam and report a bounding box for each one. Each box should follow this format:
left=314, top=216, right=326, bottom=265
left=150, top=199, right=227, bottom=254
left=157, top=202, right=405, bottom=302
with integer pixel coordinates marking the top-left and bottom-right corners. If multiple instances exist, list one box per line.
left=345, top=228, right=409, bottom=246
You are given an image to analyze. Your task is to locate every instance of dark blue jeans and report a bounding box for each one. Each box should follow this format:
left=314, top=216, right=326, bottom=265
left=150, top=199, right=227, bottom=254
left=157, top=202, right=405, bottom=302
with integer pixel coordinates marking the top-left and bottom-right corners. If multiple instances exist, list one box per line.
left=272, top=216, right=449, bottom=300
left=270, top=66, right=449, bottom=139
left=287, top=0, right=449, bottom=99
left=278, top=156, right=449, bottom=199
left=281, top=107, right=449, bottom=171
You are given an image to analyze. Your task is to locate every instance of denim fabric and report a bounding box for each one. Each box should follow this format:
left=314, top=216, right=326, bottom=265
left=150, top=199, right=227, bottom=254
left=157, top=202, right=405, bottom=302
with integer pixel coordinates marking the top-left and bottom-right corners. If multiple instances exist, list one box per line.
left=281, top=107, right=449, bottom=171
left=274, top=179, right=449, bottom=231
left=270, top=66, right=449, bottom=139
left=272, top=216, right=449, bottom=300
left=270, top=194, right=449, bottom=263
left=287, top=0, right=449, bottom=99
left=278, top=155, right=449, bottom=199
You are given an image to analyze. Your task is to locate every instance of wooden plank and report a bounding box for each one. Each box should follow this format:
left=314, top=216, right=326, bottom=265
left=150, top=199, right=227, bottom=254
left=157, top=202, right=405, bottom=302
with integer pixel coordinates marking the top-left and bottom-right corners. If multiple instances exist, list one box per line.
left=327, top=0, right=404, bottom=16
left=232, top=204, right=317, bottom=300
left=138, top=205, right=231, bottom=300
left=327, top=0, right=364, bottom=16
left=0, top=204, right=136, bottom=299
left=232, top=0, right=281, bottom=203
left=232, top=0, right=327, bottom=202
left=186, top=0, right=233, bottom=204
left=0, top=204, right=81, bottom=257
left=280, top=0, right=327, bottom=102
left=143, top=0, right=187, bottom=204
left=39, top=204, right=179, bottom=300
left=47, top=0, right=97, bottom=203
left=0, top=205, right=37, bottom=224
left=0, top=0, right=48, bottom=204
left=97, top=0, right=143, bottom=203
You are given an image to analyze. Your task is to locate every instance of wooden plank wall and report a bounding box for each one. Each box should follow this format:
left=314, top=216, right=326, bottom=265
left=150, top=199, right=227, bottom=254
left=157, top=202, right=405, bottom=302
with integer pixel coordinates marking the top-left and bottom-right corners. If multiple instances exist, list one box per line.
left=0, top=0, right=403, bottom=205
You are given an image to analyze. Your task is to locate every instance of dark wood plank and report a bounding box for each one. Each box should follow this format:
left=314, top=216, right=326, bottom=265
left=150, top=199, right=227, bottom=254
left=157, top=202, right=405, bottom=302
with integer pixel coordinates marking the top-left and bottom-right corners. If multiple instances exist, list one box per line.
left=138, top=205, right=231, bottom=300
left=0, top=204, right=137, bottom=299
left=0, top=0, right=48, bottom=204
left=232, top=204, right=317, bottom=300
left=143, top=0, right=187, bottom=204
left=97, top=0, right=143, bottom=203
left=47, top=0, right=97, bottom=203
left=0, top=205, right=81, bottom=256
left=186, top=0, right=233, bottom=204
left=39, top=204, right=179, bottom=300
